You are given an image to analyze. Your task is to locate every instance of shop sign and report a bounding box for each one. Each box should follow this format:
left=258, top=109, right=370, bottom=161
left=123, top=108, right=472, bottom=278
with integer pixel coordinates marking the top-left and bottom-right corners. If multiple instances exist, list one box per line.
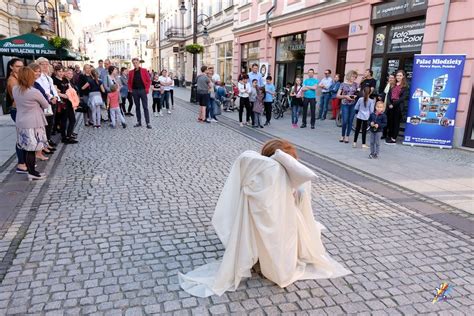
left=372, top=0, right=428, bottom=22
left=404, top=54, right=466, bottom=148
left=388, top=20, right=425, bottom=53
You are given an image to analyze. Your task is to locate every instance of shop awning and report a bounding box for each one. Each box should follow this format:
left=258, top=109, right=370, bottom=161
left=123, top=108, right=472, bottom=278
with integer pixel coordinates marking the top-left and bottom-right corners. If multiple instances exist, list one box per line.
left=0, top=33, right=81, bottom=61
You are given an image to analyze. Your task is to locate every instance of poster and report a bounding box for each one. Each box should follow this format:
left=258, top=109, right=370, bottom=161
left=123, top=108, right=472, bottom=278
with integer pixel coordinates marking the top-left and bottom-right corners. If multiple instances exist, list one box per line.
left=403, top=54, right=466, bottom=148
left=259, top=62, right=269, bottom=80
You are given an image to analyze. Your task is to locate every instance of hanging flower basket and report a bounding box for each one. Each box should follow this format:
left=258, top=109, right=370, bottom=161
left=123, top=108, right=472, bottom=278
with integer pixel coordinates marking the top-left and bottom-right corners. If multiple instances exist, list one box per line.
left=185, top=44, right=204, bottom=54
left=49, top=36, right=71, bottom=49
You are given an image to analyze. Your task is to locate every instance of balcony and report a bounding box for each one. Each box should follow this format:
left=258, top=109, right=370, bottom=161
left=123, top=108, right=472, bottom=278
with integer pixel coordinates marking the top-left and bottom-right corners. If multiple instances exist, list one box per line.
left=58, top=4, right=71, bottom=17
left=164, top=28, right=185, bottom=42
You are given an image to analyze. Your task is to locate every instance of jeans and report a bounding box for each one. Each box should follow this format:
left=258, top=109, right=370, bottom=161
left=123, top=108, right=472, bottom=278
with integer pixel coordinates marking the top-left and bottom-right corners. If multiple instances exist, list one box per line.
left=254, top=112, right=262, bottom=126
left=60, top=103, right=76, bottom=138
left=110, top=108, right=125, bottom=127
left=132, top=89, right=150, bottom=125
left=341, top=103, right=356, bottom=137
left=302, top=97, right=316, bottom=126
left=162, top=91, right=170, bottom=110
left=264, top=101, right=273, bottom=123
left=319, top=92, right=331, bottom=120
left=152, top=97, right=161, bottom=112
left=354, top=118, right=368, bottom=144
left=91, top=104, right=102, bottom=126
left=207, top=98, right=216, bottom=119
left=10, top=108, right=25, bottom=165
left=291, top=105, right=299, bottom=125
left=370, top=131, right=382, bottom=156
left=45, top=103, right=57, bottom=140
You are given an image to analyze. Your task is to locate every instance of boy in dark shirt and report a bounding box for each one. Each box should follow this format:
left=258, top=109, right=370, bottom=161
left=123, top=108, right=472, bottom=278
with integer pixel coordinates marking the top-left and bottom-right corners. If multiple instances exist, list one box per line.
left=369, top=101, right=388, bottom=159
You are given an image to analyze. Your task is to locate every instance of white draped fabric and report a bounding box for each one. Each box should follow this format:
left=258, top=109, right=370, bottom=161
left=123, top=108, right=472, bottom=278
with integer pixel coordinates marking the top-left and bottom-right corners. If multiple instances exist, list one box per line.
left=179, top=150, right=351, bottom=297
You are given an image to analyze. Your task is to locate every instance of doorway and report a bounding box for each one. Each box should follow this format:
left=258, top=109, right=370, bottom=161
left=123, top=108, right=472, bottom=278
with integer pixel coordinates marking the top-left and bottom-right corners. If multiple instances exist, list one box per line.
left=275, top=61, right=304, bottom=90
left=462, top=87, right=474, bottom=148
left=335, top=38, right=347, bottom=79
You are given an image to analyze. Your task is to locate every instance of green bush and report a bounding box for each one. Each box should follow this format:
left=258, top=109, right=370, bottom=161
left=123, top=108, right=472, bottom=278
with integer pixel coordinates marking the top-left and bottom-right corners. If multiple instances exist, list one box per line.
left=185, top=44, right=204, bottom=54
left=49, top=36, right=71, bottom=49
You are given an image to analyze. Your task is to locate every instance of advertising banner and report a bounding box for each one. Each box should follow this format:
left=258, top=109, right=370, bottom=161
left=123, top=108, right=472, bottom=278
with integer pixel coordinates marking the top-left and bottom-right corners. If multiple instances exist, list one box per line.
left=259, top=62, right=269, bottom=80
left=403, top=54, right=466, bottom=148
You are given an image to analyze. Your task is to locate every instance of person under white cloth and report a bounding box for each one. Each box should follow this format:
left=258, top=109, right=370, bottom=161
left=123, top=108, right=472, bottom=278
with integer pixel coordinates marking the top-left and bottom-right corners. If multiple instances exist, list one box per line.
left=179, top=139, right=351, bottom=297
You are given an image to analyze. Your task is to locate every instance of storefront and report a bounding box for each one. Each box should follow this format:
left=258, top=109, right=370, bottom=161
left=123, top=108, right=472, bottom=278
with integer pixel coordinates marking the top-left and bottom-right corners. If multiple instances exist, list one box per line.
left=274, top=32, right=306, bottom=90
left=240, top=41, right=259, bottom=74
left=370, top=0, right=428, bottom=93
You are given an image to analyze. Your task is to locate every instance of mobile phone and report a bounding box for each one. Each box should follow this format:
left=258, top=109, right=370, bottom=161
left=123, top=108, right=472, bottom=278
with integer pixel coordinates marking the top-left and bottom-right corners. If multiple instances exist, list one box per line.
left=349, top=95, right=356, bottom=99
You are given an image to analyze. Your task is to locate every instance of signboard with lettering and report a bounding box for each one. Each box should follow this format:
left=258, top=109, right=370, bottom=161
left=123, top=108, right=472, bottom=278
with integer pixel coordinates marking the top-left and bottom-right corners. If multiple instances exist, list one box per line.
left=404, top=54, right=466, bottom=148
left=0, top=33, right=57, bottom=58
left=388, top=20, right=425, bottom=53
left=372, top=0, right=428, bottom=22
left=276, top=33, right=306, bottom=62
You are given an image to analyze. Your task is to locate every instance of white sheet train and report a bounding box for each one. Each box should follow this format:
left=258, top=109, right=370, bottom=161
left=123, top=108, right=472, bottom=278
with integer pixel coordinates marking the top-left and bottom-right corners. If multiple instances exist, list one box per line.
left=179, top=149, right=351, bottom=297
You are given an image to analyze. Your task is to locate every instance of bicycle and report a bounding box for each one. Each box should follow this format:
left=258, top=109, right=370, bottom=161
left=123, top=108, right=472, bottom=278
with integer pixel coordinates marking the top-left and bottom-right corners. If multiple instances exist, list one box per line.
left=272, top=88, right=290, bottom=120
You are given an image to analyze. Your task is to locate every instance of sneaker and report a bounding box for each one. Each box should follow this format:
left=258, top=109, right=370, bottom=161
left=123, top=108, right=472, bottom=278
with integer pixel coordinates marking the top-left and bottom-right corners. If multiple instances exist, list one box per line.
left=205, top=119, right=211, bottom=123
left=210, top=119, right=218, bottom=123
left=134, top=123, right=142, bottom=127
left=373, top=154, right=378, bottom=159
left=311, top=126, right=315, bottom=129
left=154, top=112, right=158, bottom=117
left=300, top=124, right=307, bottom=128
left=122, top=123, right=127, bottom=128
left=352, top=142, right=357, bottom=148
left=361, top=144, right=369, bottom=149
left=167, top=110, right=172, bottom=114
left=159, top=111, right=164, bottom=117
left=369, top=154, right=374, bottom=159
left=264, top=122, right=269, bottom=126
left=28, top=173, right=46, bottom=181
left=259, top=125, right=264, bottom=129
left=16, top=168, right=28, bottom=174
left=146, top=124, right=152, bottom=129
left=240, top=122, right=244, bottom=127
left=385, top=139, right=396, bottom=145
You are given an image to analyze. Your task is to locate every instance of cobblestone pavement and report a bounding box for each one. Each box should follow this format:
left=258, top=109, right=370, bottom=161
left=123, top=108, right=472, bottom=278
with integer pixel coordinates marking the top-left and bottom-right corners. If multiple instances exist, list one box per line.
left=0, top=103, right=472, bottom=315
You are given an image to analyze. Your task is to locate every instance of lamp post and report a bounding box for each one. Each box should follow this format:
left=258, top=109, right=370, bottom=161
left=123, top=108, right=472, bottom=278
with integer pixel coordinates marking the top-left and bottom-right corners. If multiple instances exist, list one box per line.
left=180, top=1, right=210, bottom=103
left=35, top=0, right=59, bottom=36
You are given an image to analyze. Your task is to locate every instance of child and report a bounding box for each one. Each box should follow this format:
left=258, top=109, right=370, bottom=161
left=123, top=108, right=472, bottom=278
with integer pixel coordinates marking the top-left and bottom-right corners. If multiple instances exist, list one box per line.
left=152, top=74, right=162, bottom=117
left=107, top=84, right=127, bottom=128
left=290, top=77, right=303, bottom=128
left=264, top=76, right=276, bottom=126
left=253, top=86, right=265, bottom=128
left=368, top=101, right=387, bottom=159
left=249, top=79, right=258, bottom=127
left=353, top=86, right=375, bottom=148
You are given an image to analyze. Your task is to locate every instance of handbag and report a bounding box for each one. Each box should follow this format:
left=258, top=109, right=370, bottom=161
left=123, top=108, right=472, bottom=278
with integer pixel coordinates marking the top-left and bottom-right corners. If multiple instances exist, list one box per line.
left=44, top=103, right=54, bottom=116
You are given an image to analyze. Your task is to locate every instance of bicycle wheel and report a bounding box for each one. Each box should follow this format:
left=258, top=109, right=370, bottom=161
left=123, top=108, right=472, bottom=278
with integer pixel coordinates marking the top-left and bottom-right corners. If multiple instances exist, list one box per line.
left=273, top=102, right=282, bottom=119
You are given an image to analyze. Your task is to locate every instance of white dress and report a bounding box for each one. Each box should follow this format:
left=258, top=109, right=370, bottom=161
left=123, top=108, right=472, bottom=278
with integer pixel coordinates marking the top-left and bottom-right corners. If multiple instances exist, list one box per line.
left=179, top=150, right=351, bottom=297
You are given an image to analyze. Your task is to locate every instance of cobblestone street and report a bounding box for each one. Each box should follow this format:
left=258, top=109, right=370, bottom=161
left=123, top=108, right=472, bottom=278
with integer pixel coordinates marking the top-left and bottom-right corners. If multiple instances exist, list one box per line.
left=0, top=103, right=473, bottom=315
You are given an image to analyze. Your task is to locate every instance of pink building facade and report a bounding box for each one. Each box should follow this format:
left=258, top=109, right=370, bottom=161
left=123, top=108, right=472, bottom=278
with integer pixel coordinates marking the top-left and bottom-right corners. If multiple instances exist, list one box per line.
left=233, top=0, right=474, bottom=148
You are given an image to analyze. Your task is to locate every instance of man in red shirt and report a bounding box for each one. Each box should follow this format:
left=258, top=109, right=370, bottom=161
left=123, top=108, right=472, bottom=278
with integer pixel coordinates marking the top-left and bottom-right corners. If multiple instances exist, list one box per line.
left=128, top=58, right=152, bottom=129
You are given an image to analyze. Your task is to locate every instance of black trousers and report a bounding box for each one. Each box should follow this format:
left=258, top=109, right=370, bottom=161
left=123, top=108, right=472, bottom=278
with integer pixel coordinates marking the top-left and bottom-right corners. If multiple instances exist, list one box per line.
left=60, top=104, right=76, bottom=139
left=25, top=151, right=37, bottom=176
left=302, top=98, right=316, bottom=126
left=122, top=92, right=134, bottom=113
left=354, top=118, right=368, bottom=144
left=239, top=97, right=252, bottom=123
left=264, top=102, right=273, bottom=123
left=45, top=104, right=57, bottom=141
left=386, top=105, right=401, bottom=140
left=170, top=89, right=174, bottom=106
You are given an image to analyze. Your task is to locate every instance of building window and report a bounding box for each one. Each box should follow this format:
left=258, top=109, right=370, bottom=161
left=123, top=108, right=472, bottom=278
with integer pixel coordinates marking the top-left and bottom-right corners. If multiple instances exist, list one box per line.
left=217, top=41, right=233, bottom=83
left=241, top=41, right=259, bottom=74
left=274, top=33, right=306, bottom=89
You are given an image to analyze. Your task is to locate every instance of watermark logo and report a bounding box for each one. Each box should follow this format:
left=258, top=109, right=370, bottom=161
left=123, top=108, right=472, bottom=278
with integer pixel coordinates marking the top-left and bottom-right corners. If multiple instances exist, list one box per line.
left=432, top=282, right=453, bottom=303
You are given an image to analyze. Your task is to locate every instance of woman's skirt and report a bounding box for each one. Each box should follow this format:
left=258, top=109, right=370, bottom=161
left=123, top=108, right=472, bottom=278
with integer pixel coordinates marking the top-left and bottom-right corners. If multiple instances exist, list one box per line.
left=88, top=91, right=104, bottom=108
left=17, top=127, right=48, bottom=152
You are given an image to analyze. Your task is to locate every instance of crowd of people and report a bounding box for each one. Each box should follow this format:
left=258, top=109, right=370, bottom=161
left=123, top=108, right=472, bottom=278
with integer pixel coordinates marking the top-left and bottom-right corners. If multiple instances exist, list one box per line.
left=6, top=57, right=79, bottom=181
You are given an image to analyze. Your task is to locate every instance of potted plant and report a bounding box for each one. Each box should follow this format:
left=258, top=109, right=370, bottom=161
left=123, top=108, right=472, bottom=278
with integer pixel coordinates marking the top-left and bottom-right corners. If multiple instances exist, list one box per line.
left=49, top=36, right=72, bottom=49
left=185, top=44, right=204, bottom=54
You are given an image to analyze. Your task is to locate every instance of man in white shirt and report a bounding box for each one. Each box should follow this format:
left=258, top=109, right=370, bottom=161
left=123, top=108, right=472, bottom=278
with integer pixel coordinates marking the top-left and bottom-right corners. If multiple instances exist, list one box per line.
left=36, top=57, right=59, bottom=147
left=318, top=69, right=334, bottom=120
left=209, top=66, right=221, bottom=83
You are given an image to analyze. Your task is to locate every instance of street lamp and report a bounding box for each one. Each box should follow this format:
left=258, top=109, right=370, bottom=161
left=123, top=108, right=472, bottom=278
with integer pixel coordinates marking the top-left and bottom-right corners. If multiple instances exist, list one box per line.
left=180, top=0, right=211, bottom=103
left=35, top=0, right=59, bottom=36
